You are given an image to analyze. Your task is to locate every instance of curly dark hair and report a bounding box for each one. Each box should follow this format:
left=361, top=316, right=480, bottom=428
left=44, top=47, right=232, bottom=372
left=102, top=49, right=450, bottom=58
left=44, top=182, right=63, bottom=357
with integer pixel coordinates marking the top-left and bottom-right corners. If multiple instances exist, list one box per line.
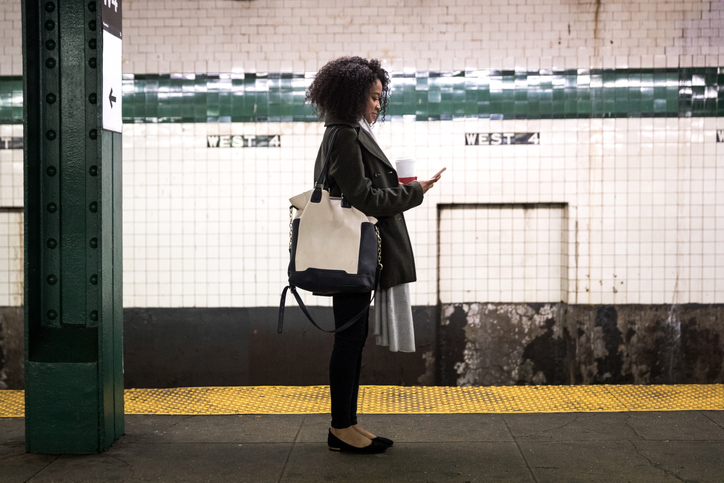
left=306, top=56, right=391, bottom=125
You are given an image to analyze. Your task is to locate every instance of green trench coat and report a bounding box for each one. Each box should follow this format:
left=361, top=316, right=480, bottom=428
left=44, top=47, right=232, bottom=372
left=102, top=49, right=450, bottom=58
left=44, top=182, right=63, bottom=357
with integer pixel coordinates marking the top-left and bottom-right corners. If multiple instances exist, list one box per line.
left=313, top=118, right=424, bottom=290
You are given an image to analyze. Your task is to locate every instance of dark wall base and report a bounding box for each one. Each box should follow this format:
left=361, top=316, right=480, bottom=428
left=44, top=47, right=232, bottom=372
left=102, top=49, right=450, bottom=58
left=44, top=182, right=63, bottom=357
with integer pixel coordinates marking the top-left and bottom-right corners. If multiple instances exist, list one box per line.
left=0, top=306, right=23, bottom=389
left=438, top=303, right=724, bottom=386
left=122, top=305, right=436, bottom=388
left=3, top=304, right=723, bottom=389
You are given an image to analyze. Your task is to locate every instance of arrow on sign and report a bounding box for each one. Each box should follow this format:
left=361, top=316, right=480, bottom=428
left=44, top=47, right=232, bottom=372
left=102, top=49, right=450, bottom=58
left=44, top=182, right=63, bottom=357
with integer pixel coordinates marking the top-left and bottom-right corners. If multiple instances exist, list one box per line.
left=109, top=88, right=116, bottom=108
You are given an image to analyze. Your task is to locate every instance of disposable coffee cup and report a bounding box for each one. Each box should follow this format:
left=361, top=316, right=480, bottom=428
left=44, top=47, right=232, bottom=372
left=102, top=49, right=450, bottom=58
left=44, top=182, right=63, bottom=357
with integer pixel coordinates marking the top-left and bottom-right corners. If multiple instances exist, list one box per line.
left=395, top=156, right=417, bottom=184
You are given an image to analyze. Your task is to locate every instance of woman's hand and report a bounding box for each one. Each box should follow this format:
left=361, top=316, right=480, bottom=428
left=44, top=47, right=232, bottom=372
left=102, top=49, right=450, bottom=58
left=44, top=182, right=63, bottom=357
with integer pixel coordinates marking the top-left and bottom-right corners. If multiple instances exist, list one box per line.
left=417, top=168, right=445, bottom=194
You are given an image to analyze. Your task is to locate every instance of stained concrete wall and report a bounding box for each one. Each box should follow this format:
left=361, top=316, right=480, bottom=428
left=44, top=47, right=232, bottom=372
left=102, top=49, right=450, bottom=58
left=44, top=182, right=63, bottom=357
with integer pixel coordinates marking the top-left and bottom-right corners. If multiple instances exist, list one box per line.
left=2, top=304, right=722, bottom=389
left=0, top=306, right=23, bottom=389
left=439, top=303, right=724, bottom=386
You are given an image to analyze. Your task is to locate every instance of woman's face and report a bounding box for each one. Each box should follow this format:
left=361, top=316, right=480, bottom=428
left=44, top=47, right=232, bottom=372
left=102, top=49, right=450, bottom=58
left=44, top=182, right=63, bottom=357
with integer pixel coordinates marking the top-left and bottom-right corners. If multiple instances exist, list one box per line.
left=364, top=79, right=383, bottom=124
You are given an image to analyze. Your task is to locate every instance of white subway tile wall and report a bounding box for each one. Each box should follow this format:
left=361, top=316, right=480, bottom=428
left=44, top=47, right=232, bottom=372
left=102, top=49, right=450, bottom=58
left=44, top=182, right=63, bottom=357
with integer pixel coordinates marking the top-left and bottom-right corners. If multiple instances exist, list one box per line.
left=1, top=0, right=724, bottom=307
left=0, top=1, right=22, bottom=77
left=4, top=0, right=724, bottom=77
left=109, top=0, right=723, bottom=74
left=0, top=121, right=23, bottom=306
left=0, top=212, right=23, bottom=307
left=86, top=117, right=724, bottom=307
left=439, top=204, right=568, bottom=304
left=0, top=124, right=23, bottom=208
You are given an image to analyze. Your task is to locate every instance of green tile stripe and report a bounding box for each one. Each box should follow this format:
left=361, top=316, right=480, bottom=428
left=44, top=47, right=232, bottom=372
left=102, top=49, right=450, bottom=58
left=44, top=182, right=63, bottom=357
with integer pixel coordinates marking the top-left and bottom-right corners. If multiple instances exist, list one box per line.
left=0, top=76, right=23, bottom=124
left=1, top=68, right=722, bottom=124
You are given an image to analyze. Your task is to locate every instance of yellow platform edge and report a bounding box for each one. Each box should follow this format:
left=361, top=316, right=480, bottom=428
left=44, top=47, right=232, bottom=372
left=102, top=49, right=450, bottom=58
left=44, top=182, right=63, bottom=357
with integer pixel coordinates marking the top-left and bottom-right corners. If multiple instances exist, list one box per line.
left=0, top=384, right=722, bottom=418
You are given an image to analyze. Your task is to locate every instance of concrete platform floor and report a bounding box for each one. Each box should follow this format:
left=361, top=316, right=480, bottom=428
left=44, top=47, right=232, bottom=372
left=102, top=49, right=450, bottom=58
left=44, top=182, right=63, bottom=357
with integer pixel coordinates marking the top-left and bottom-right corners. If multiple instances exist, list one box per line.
left=2, top=411, right=724, bottom=482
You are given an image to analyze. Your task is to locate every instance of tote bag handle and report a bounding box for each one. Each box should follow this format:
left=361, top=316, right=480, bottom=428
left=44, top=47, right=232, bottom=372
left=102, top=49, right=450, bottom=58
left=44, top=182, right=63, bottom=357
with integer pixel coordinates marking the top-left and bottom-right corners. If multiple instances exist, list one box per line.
left=277, top=285, right=376, bottom=334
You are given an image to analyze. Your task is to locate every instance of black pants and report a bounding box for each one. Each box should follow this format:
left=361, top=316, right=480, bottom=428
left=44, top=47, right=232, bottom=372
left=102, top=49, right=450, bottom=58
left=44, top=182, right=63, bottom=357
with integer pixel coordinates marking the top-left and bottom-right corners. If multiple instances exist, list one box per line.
left=329, top=292, right=370, bottom=429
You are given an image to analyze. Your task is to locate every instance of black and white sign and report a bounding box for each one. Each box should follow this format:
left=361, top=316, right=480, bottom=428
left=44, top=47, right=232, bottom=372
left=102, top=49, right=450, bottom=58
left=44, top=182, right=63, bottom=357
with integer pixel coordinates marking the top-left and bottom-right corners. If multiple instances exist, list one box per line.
left=207, top=135, right=281, bottom=148
left=717, top=130, right=724, bottom=142
left=0, top=137, right=22, bottom=149
left=102, top=0, right=122, bottom=133
left=102, top=0, right=122, bottom=39
left=465, top=133, right=540, bottom=145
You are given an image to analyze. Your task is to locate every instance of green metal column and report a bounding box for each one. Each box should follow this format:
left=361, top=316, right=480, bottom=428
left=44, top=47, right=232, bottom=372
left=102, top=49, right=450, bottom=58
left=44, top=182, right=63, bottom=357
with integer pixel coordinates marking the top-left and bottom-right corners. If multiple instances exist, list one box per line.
left=22, top=0, right=124, bottom=454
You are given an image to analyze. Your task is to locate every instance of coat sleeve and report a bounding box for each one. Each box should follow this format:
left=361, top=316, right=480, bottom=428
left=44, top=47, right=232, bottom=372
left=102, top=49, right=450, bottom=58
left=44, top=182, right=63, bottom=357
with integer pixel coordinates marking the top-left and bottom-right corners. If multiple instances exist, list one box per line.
left=327, top=127, right=424, bottom=218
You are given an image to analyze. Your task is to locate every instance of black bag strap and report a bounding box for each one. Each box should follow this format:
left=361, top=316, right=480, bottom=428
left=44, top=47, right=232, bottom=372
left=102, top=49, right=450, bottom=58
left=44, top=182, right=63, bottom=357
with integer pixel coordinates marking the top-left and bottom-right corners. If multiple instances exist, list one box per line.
left=277, top=285, right=376, bottom=334
left=315, top=125, right=344, bottom=191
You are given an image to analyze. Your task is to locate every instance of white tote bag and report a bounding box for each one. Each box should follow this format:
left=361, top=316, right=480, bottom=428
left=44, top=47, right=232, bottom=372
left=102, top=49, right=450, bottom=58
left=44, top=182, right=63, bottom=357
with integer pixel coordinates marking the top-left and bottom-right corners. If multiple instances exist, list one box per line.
left=278, top=126, right=381, bottom=333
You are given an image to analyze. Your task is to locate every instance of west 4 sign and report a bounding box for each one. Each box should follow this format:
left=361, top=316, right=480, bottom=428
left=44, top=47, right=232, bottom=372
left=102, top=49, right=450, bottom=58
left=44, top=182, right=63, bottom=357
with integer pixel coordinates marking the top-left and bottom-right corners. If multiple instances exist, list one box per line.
left=465, top=132, right=540, bottom=145
left=102, top=0, right=122, bottom=133
left=206, top=135, right=281, bottom=148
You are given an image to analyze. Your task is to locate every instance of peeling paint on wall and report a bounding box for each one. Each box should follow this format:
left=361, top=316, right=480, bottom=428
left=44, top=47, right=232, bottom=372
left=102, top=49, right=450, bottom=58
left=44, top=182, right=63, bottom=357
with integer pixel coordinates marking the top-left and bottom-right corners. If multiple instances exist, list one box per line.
left=440, top=303, right=724, bottom=386
left=3, top=304, right=721, bottom=389
left=440, top=302, right=568, bottom=386
left=589, top=304, right=724, bottom=385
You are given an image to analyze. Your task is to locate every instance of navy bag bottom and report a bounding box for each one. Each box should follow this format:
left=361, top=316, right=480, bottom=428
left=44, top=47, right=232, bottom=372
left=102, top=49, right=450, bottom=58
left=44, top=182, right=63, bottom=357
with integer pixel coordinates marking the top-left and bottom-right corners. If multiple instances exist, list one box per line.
left=288, top=221, right=378, bottom=295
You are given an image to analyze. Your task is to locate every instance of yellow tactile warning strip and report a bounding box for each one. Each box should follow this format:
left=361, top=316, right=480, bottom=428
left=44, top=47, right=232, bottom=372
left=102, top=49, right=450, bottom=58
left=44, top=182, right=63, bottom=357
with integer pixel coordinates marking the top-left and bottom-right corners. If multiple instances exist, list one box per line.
left=0, top=385, right=722, bottom=418
left=0, top=390, right=23, bottom=418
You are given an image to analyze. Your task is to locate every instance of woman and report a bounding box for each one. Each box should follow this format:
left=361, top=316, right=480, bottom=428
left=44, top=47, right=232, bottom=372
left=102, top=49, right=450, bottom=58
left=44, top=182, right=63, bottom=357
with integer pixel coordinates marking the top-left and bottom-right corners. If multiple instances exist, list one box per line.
left=307, top=57, right=442, bottom=454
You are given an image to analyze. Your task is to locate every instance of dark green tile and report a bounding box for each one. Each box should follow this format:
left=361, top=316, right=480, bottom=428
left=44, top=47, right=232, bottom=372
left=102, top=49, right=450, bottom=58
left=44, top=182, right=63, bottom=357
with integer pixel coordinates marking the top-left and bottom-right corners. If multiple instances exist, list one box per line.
left=3, top=67, right=722, bottom=124
left=539, top=101, right=552, bottom=117
left=477, top=101, right=491, bottom=118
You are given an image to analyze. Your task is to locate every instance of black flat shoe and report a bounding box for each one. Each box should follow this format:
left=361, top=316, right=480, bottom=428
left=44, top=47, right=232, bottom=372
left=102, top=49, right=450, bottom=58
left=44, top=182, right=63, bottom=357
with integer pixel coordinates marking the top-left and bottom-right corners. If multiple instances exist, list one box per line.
left=372, top=436, right=393, bottom=446
left=328, top=430, right=388, bottom=454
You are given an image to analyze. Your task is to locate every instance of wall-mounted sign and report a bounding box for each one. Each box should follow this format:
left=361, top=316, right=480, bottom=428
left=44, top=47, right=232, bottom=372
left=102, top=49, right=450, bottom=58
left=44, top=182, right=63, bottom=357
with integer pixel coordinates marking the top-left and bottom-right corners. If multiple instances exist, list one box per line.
left=717, top=130, right=724, bottom=142
left=102, top=0, right=122, bottom=133
left=207, top=135, right=281, bottom=148
left=465, top=133, right=540, bottom=145
left=0, top=137, right=22, bottom=149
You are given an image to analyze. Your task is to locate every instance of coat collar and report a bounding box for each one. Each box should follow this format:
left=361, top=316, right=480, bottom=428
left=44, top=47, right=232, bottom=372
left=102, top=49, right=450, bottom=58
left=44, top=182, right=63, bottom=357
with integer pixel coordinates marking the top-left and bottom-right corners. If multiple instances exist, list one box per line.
left=324, top=116, right=393, bottom=169
left=324, top=115, right=359, bottom=128
left=357, top=127, right=393, bottom=169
